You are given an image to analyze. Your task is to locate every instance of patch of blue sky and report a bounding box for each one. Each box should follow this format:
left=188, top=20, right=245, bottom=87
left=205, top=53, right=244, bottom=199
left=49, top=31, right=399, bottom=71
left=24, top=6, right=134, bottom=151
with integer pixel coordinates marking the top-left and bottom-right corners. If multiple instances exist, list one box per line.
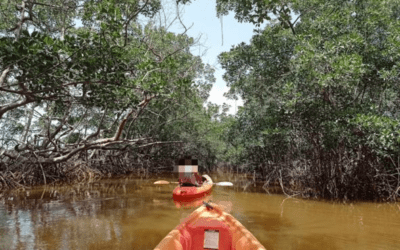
left=166, top=0, right=267, bottom=114
left=75, top=0, right=267, bottom=114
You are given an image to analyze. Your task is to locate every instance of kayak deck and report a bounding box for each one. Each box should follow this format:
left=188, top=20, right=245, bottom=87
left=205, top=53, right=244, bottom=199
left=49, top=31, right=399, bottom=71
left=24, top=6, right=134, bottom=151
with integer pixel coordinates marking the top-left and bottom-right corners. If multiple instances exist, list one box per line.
left=154, top=203, right=266, bottom=250
left=172, top=175, right=213, bottom=201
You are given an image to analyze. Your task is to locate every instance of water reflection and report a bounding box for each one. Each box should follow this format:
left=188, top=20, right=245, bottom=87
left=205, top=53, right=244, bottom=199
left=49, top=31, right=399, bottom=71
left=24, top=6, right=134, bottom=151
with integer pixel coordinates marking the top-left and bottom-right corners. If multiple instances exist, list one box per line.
left=0, top=176, right=400, bottom=249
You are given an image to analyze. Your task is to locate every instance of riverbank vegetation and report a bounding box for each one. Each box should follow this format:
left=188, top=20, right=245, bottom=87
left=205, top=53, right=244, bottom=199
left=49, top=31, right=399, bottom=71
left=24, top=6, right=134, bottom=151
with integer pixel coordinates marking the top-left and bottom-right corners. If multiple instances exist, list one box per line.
left=0, top=0, right=218, bottom=188
left=214, top=0, right=400, bottom=201
left=1, top=0, right=399, bottom=201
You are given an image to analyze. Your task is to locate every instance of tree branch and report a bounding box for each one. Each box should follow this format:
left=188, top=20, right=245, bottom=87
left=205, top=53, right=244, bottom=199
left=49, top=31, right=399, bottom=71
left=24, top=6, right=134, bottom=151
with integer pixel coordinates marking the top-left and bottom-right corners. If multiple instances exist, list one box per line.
left=84, top=107, right=108, bottom=142
left=0, top=97, right=34, bottom=120
left=0, top=68, right=10, bottom=87
left=113, top=93, right=157, bottom=141
left=42, top=103, right=72, bottom=149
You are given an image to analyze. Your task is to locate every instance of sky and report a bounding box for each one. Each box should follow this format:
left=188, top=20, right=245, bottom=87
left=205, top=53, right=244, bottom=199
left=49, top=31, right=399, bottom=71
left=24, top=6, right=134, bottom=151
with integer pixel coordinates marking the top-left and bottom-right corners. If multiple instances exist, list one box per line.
left=155, top=0, right=265, bottom=114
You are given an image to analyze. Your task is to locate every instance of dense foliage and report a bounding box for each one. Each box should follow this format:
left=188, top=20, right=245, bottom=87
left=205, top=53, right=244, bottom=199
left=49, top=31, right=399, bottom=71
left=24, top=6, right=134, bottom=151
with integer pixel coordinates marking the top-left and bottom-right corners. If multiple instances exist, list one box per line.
left=217, top=0, right=400, bottom=200
left=0, top=0, right=219, bottom=187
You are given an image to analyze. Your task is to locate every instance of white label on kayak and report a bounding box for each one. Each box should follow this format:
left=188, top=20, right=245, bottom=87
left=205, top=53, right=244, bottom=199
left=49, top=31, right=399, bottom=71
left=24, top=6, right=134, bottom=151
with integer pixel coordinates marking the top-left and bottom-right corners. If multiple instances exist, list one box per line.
left=204, top=230, right=219, bottom=249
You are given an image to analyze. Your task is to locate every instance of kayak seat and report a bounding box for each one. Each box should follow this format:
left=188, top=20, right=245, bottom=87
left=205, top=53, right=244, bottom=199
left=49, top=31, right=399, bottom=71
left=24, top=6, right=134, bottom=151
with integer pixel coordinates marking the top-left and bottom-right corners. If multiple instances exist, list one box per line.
left=179, top=217, right=232, bottom=250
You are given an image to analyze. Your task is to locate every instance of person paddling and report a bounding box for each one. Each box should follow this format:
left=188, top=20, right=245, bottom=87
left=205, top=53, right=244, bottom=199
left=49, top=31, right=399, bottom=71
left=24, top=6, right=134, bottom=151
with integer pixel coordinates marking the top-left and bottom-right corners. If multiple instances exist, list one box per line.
left=176, top=157, right=203, bottom=187
left=179, top=172, right=203, bottom=187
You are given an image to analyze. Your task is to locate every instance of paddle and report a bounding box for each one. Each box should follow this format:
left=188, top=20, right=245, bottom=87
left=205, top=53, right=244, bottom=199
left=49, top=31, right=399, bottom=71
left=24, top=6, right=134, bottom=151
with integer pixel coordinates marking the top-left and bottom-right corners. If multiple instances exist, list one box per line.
left=153, top=180, right=233, bottom=186
left=213, top=182, right=233, bottom=187
left=153, top=180, right=179, bottom=185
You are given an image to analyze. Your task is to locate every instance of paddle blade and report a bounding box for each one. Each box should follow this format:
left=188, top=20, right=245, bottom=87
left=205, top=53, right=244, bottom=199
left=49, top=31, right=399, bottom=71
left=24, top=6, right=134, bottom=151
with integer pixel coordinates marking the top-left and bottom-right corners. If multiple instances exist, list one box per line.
left=154, top=180, right=170, bottom=185
left=215, top=182, right=233, bottom=187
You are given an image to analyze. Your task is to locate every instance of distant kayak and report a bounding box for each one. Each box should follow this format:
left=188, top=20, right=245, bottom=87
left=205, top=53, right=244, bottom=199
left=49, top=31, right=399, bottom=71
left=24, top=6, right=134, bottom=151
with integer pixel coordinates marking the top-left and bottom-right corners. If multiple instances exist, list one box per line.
left=154, top=202, right=266, bottom=250
left=172, top=174, right=213, bottom=201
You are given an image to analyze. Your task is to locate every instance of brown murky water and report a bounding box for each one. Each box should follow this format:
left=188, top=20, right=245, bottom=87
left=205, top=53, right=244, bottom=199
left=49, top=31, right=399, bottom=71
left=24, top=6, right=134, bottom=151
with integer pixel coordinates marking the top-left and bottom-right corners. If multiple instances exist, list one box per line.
left=1, top=175, right=400, bottom=250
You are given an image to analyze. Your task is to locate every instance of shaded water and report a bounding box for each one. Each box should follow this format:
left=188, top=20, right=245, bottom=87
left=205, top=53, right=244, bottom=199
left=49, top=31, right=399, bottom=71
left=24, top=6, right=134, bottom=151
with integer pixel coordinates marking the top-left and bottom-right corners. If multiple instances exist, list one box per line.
left=1, top=175, right=400, bottom=250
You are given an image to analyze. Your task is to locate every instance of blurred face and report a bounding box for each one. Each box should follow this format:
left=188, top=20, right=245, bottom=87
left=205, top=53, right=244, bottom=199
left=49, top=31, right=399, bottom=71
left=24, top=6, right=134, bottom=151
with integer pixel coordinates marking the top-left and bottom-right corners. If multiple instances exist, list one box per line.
left=178, top=165, right=198, bottom=180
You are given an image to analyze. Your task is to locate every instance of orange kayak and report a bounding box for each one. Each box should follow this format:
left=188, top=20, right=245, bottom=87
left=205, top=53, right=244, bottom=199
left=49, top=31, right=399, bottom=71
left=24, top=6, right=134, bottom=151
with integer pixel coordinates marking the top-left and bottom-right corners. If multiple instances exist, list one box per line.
left=154, top=202, right=266, bottom=250
left=172, top=175, right=213, bottom=201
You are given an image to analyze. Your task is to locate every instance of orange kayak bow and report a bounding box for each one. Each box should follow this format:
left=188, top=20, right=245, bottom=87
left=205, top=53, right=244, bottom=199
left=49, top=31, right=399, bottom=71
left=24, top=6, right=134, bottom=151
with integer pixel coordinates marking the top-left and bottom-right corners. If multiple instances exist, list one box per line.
left=154, top=202, right=266, bottom=250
